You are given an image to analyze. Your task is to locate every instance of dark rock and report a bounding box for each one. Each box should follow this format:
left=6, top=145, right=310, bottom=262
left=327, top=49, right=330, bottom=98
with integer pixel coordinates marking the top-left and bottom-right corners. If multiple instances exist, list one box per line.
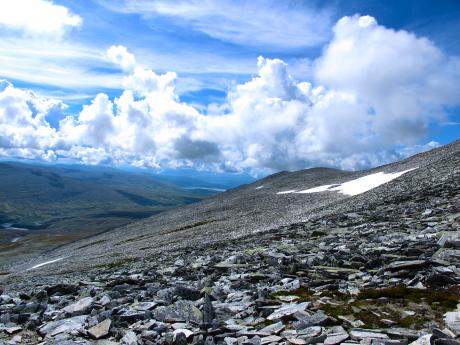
left=19, top=292, right=30, bottom=300
left=34, top=289, right=48, bottom=301
left=386, top=260, right=427, bottom=271
left=175, top=285, right=201, bottom=301
left=174, top=331, right=188, bottom=345
left=434, top=339, right=460, bottom=345
left=203, top=293, right=215, bottom=326
left=433, top=328, right=455, bottom=340
left=46, top=284, right=78, bottom=296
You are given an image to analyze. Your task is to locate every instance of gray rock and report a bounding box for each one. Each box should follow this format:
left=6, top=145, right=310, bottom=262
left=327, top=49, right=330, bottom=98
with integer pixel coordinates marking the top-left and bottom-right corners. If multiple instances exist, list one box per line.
left=122, top=330, right=138, bottom=345
left=267, top=302, right=310, bottom=320
left=203, top=293, right=215, bottom=325
left=296, top=326, right=322, bottom=337
left=87, top=318, right=111, bottom=339
left=386, top=260, right=427, bottom=271
left=349, top=329, right=389, bottom=340
left=38, top=315, right=88, bottom=336
left=385, top=328, right=420, bottom=340
left=260, top=335, right=282, bottom=344
left=434, top=340, right=460, bottom=345
left=325, top=326, right=349, bottom=345
left=288, top=339, right=308, bottom=345
left=99, top=295, right=111, bottom=306
left=409, top=335, right=432, bottom=345
left=294, top=312, right=330, bottom=329
left=373, top=340, right=408, bottom=345
left=259, top=321, right=284, bottom=335
left=153, top=300, right=203, bottom=323
left=63, top=296, right=94, bottom=315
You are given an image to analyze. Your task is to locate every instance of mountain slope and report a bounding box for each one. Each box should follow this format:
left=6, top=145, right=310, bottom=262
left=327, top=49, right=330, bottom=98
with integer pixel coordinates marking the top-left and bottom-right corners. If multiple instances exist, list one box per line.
left=0, top=140, right=459, bottom=344
left=4, top=140, right=459, bottom=280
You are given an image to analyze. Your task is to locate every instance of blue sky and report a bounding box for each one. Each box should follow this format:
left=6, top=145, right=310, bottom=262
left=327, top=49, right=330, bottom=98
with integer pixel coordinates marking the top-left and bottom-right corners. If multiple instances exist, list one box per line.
left=0, top=0, right=459, bottom=174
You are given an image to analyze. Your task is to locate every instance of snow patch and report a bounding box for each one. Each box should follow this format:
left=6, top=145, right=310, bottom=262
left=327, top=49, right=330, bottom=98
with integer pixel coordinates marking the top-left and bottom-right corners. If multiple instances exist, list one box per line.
left=276, top=190, right=298, bottom=195
left=295, top=168, right=417, bottom=196
left=296, top=184, right=339, bottom=193
left=255, top=185, right=264, bottom=190
left=28, top=257, right=65, bottom=270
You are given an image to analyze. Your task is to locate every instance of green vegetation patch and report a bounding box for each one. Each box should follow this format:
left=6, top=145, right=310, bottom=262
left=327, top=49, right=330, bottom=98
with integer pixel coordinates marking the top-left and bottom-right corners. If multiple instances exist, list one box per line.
left=270, top=286, right=460, bottom=329
left=172, top=220, right=211, bottom=233
left=272, top=287, right=314, bottom=300
left=357, top=286, right=460, bottom=309
left=99, top=257, right=138, bottom=270
left=76, top=239, right=106, bottom=250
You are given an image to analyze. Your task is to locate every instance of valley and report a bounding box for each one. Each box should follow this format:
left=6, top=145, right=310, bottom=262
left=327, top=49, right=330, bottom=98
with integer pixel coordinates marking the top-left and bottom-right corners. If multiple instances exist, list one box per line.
left=0, top=162, right=230, bottom=266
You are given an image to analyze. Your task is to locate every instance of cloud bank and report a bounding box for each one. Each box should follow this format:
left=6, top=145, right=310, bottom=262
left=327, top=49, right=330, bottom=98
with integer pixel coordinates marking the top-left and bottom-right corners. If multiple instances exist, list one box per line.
left=0, top=15, right=459, bottom=173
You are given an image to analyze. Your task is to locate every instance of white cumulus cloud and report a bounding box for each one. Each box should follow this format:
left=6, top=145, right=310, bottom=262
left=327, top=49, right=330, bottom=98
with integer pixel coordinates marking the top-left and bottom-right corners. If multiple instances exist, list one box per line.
left=315, top=14, right=460, bottom=147
left=107, top=45, right=136, bottom=71
left=0, top=79, right=64, bottom=160
left=0, top=0, right=82, bottom=37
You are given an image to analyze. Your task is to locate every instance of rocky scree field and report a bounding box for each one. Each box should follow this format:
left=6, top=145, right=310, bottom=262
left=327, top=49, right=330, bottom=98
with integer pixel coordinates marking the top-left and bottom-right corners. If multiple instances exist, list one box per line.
left=0, top=140, right=459, bottom=345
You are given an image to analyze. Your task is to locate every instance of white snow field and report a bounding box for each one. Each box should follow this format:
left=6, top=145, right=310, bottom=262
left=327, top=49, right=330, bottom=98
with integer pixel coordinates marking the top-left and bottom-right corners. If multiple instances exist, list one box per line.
left=278, top=168, right=418, bottom=196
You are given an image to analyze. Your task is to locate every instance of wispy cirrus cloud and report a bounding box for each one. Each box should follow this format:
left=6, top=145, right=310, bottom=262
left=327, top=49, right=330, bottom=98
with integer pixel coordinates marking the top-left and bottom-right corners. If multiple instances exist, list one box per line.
left=0, top=37, right=123, bottom=93
left=0, top=0, right=256, bottom=100
left=98, top=0, right=333, bottom=50
left=0, top=0, right=120, bottom=98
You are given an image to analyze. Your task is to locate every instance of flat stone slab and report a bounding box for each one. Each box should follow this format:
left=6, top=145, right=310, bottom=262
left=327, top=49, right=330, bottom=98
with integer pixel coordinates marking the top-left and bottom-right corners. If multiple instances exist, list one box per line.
left=260, top=335, right=283, bottom=344
left=325, top=332, right=349, bottom=345
left=63, top=297, right=94, bottom=314
left=386, top=260, right=427, bottom=271
left=350, top=329, right=389, bottom=340
left=294, top=312, right=330, bottom=329
left=88, top=318, right=111, bottom=339
left=267, top=302, right=310, bottom=320
left=39, top=315, right=88, bottom=336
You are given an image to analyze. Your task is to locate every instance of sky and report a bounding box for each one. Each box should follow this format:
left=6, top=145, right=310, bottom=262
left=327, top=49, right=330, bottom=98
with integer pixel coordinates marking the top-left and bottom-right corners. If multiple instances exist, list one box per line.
left=0, top=0, right=459, bottom=176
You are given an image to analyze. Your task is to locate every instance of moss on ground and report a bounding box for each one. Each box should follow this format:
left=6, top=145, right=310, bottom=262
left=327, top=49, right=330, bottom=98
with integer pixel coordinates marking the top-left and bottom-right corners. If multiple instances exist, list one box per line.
left=272, top=287, right=313, bottom=300
left=270, top=285, right=460, bottom=329
left=99, top=257, right=138, bottom=270
left=357, top=286, right=459, bottom=309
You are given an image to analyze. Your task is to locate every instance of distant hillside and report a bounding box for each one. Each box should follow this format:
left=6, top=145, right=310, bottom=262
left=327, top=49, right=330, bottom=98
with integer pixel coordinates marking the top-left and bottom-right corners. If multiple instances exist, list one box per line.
left=0, top=162, right=225, bottom=264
